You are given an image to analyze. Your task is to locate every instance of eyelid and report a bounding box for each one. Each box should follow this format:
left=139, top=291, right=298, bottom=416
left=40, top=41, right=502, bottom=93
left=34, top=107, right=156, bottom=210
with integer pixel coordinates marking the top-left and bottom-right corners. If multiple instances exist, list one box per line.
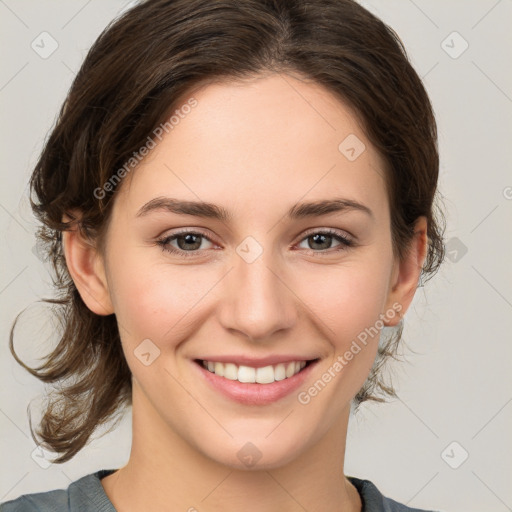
left=156, top=228, right=219, bottom=250
left=156, top=226, right=353, bottom=243
left=156, top=226, right=356, bottom=259
left=297, top=226, right=354, bottom=244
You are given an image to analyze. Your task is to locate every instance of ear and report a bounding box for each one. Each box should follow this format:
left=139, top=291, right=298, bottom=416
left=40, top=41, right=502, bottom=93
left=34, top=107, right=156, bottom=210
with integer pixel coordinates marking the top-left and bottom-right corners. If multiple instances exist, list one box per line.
left=61, top=213, right=114, bottom=316
left=383, top=216, right=428, bottom=326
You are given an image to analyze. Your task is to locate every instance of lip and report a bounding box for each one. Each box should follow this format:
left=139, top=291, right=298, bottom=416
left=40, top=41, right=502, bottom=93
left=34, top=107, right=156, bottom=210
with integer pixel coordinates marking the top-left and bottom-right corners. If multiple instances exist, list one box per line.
left=192, top=358, right=320, bottom=406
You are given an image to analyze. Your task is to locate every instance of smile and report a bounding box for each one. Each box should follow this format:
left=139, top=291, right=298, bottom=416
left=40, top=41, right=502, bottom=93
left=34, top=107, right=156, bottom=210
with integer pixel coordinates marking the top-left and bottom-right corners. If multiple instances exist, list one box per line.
left=197, top=359, right=316, bottom=384
left=193, top=358, right=320, bottom=405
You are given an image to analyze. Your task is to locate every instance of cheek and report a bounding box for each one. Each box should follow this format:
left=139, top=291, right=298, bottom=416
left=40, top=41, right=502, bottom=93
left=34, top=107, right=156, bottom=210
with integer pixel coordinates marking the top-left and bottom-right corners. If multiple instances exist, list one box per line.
left=302, top=251, right=394, bottom=385
left=107, top=248, right=217, bottom=346
left=293, top=262, right=394, bottom=421
left=301, top=255, right=393, bottom=343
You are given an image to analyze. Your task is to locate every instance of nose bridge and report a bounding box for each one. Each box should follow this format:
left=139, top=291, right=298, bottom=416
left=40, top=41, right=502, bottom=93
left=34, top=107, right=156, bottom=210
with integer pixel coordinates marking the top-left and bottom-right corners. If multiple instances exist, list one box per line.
left=219, top=238, right=296, bottom=341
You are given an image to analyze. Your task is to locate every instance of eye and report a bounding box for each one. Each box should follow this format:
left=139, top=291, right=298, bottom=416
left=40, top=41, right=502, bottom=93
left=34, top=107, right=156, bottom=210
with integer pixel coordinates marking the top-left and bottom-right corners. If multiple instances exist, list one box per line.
left=156, top=227, right=355, bottom=259
left=156, top=230, right=216, bottom=258
left=295, top=228, right=354, bottom=255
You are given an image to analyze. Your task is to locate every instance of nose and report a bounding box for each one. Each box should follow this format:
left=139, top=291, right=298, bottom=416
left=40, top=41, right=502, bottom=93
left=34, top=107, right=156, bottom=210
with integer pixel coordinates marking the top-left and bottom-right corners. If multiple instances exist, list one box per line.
left=217, top=246, right=297, bottom=342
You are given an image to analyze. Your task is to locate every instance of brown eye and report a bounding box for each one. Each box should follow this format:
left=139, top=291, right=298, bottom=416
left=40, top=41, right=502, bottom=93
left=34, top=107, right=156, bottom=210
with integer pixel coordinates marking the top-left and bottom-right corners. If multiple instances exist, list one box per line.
left=297, top=229, right=354, bottom=255
left=156, top=230, right=215, bottom=258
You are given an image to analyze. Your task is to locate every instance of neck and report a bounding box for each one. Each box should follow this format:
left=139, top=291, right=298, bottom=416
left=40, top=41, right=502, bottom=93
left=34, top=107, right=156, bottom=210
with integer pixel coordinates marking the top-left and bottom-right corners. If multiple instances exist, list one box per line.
left=101, top=383, right=361, bottom=512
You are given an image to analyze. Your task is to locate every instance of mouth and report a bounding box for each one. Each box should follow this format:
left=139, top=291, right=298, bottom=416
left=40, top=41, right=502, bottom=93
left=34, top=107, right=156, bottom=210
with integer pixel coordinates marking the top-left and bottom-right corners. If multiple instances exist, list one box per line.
left=194, top=358, right=319, bottom=384
left=192, top=357, right=320, bottom=405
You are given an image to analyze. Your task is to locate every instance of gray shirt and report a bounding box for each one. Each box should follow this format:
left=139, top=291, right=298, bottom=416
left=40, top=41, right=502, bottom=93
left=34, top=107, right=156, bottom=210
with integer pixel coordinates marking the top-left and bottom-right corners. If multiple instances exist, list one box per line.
left=0, top=469, right=440, bottom=511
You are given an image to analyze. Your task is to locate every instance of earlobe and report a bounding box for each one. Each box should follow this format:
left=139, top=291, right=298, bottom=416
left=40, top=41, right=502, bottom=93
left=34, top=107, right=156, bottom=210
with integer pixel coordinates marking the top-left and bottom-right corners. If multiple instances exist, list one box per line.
left=384, top=216, right=428, bottom=327
left=62, top=217, right=114, bottom=316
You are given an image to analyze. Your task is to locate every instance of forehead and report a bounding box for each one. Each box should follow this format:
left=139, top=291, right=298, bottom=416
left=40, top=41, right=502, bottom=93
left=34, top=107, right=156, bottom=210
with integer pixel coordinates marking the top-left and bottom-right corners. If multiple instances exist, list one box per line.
left=116, top=72, right=389, bottom=222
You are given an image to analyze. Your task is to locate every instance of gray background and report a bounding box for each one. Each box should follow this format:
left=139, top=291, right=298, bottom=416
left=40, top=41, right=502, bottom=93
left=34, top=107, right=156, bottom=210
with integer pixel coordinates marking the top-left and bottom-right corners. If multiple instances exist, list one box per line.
left=1, top=1, right=511, bottom=511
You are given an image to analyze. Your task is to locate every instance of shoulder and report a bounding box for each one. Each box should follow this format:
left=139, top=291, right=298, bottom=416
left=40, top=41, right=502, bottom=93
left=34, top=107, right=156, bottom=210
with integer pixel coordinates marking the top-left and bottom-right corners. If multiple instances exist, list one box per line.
left=0, top=489, right=67, bottom=512
left=0, top=469, right=118, bottom=512
left=348, top=476, right=443, bottom=512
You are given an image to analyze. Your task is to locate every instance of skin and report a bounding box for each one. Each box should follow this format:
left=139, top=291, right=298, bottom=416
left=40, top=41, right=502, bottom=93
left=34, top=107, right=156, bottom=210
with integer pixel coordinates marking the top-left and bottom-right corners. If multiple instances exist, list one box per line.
left=63, top=72, right=427, bottom=512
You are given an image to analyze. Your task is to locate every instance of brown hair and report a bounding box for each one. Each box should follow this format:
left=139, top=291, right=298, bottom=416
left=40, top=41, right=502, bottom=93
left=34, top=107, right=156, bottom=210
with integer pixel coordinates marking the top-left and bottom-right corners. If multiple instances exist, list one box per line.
left=10, top=0, right=445, bottom=463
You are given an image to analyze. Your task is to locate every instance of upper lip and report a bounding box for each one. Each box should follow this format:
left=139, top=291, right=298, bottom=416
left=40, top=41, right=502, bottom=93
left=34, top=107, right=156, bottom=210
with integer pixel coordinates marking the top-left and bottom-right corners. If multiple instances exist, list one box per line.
left=194, top=355, right=320, bottom=368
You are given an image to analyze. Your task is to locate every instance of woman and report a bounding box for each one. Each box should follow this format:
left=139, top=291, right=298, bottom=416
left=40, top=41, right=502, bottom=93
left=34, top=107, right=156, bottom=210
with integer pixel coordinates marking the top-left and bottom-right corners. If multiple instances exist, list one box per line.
left=2, top=0, right=445, bottom=510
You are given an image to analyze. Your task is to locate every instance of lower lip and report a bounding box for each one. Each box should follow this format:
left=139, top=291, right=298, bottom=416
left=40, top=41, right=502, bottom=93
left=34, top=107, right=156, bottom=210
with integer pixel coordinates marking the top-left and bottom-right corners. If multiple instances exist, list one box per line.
left=193, top=360, right=319, bottom=406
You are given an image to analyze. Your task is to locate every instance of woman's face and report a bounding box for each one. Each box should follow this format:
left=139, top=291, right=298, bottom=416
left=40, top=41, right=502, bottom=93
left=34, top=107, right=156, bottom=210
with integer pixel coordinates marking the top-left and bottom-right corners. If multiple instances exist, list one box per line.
left=88, top=73, right=412, bottom=469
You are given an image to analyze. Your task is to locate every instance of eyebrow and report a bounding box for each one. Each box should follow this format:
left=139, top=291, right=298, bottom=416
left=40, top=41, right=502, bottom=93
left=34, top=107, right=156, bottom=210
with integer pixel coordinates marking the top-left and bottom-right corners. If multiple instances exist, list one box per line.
left=136, top=196, right=373, bottom=221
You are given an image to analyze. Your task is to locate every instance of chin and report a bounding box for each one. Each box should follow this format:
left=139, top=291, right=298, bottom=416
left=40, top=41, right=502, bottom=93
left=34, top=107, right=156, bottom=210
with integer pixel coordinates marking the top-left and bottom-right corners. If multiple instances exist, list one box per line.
left=196, top=430, right=311, bottom=471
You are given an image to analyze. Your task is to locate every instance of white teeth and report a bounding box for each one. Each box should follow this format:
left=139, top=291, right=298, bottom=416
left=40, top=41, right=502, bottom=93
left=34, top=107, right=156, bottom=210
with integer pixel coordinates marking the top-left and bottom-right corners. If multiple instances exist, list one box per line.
left=274, top=363, right=286, bottom=381
left=238, top=365, right=256, bottom=383
left=214, top=362, right=224, bottom=377
left=285, top=362, right=296, bottom=378
left=256, top=366, right=274, bottom=384
left=223, top=363, right=238, bottom=380
left=201, top=359, right=310, bottom=384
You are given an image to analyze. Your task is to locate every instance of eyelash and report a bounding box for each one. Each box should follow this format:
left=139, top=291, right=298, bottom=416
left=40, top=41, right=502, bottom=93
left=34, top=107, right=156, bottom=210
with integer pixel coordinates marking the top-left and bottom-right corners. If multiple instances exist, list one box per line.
left=156, top=228, right=355, bottom=258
